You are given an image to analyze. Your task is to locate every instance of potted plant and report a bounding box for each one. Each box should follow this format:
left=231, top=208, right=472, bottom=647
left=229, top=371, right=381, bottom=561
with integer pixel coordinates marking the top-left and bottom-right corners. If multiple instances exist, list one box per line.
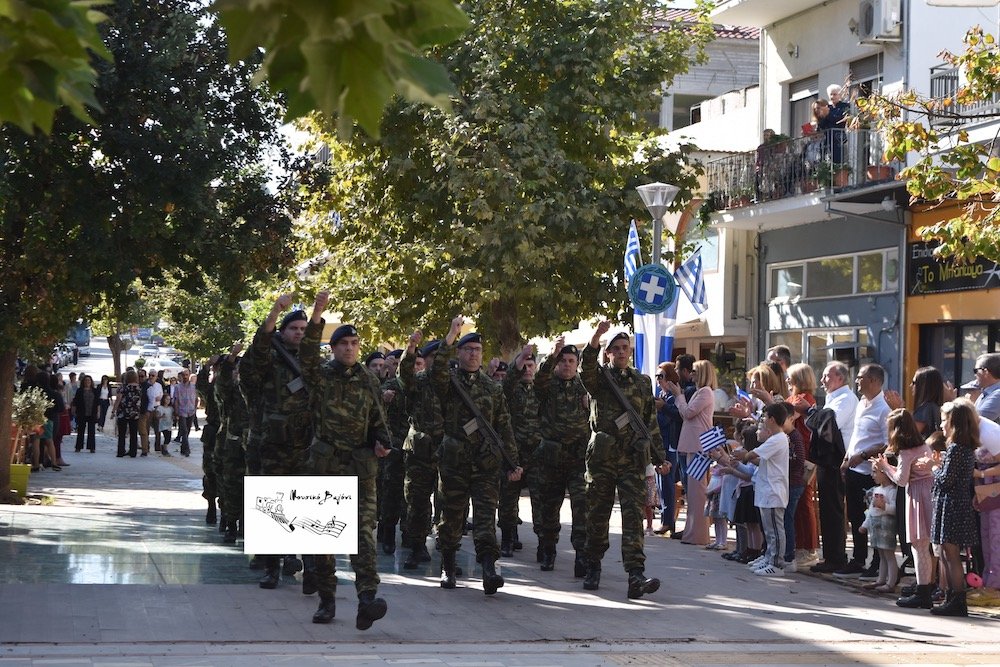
left=813, top=162, right=852, bottom=188
left=10, top=386, right=53, bottom=496
left=866, top=164, right=895, bottom=181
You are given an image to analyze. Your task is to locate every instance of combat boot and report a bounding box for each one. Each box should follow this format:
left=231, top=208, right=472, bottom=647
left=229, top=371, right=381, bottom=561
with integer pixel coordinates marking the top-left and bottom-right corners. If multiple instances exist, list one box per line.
left=205, top=499, right=217, bottom=525
left=302, top=569, right=318, bottom=595
left=540, top=543, right=556, bottom=572
left=382, top=528, right=396, bottom=555
left=500, top=529, right=514, bottom=558
left=896, top=583, right=933, bottom=609
left=481, top=559, right=504, bottom=595
left=440, top=550, right=457, bottom=589
left=258, top=559, right=280, bottom=589
left=574, top=551, right=587, bottom=578
left=536, top=545, right=544, bottom=563
left=248, top=555, right=264, bottom=570
left=403, top=548, right=421, bottom=570
left=583, top=562, right=601, bottom=591
left=312, top=594, right=336, bottom=624
left=282, top=555, right=303, bottom=576
left=930, top=590, right=968, bottom=617
left=512, top=526, right=523, bottom=551
left=627, top=569, right=661, bottom=600
left=356, top=591, right=388, bottom=630
left=223, top=517, right=238, bottom=544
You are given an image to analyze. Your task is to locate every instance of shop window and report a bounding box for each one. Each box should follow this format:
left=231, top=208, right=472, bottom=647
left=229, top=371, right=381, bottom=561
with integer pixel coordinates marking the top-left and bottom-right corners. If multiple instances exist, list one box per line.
left=858, top=253, right=884, bottom=293
left=769, top=248, right=897, bottom=303
left=806, top=257, right=854, bottom=298
left=962, top=325, right=990, bottom=385
left=770, top=265, right=804, bottom=300
left=767, top=331, right=803, bottom=365
left=771, top=327, right=870, bottom=397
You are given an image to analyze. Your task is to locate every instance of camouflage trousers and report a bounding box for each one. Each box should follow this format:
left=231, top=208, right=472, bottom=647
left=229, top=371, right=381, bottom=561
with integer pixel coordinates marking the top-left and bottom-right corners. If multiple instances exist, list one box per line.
left=436, top=435, right=501, bottom=562
left=310, top=446, right=380, bottom=596
left=583, top=432, right=648, bottom=573
left=535, top=438, right=588, bottom=551
left=213, top=425, right=229, bottom=514
left=403, top=433, right=440, bottom=547
left=379, top=448, right=406, bottom=540
left=498, top=448, right=540, bottom=534
left=219, top=434, right=246, bottom=522
left=244, top=432, right=262, bottom=475
left=200, top=422, right=220, bottom=502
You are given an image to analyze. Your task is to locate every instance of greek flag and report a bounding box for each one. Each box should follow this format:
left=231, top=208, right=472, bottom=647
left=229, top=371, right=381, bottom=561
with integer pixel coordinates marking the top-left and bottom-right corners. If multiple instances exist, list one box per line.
left=624, top=220, right=677, bottom=389
left=675, top=247, right=708, bottom=314
left=686, top=452, right=711, bottom=481
left=699, top=425, right=726, bottom=453
left=736, top=386, right=752, bottom=402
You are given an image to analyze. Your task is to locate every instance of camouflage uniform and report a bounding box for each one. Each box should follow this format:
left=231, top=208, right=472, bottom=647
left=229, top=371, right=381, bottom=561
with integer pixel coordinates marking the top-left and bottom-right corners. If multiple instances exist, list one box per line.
left=195, top=364, right=221, bottom=523
left=498, top=364, right=541, bottom=554
left=432, top=341, right=519, bottom=569
left=238, top=322, right=312, bottom=580
left=300, top=321, right=389, bottom=600
left=533, top=352, right=591, bottom=570
left=215, top=357, right=248, bottom=542
left=579, top=344, right=662, bottom=586
left=398, top=348, right=443, bottom=565
left=378, top=375, right=409, bottom=552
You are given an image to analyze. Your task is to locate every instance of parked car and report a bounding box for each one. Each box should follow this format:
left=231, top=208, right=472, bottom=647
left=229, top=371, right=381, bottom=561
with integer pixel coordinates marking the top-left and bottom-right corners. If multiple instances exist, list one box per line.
left=145, top=359, right=184, bottom=380
left=138, top=344, right=160, bottom=359
left=158, top=346, right=184, bottom=363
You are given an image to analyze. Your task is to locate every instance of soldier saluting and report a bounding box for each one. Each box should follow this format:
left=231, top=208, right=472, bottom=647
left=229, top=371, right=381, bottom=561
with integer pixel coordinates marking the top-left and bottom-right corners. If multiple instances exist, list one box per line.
left=432, top=315, right=522, bottom=594
left=300, top=290, right=391, bottom=630
left=580, top=321, right=666, bottom=599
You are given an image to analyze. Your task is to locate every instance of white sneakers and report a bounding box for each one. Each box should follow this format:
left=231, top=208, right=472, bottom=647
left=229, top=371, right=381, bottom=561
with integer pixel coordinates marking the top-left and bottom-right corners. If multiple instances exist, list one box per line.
left=754, top=564, right=784, bottom=576
left=747, top=555, right=768, bottom=570
left=783, top=559, right=797, bottom=573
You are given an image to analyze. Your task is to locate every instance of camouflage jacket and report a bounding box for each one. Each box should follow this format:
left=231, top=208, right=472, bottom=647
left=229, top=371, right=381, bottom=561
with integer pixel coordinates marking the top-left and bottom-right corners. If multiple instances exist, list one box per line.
left=502, top=363, right=542, bottom=453
left=580, top=344, right=662, bottom=463
left=381, top=376, right=410, bottom=449
left=398, top=348, right=443, bottom=442
left=534, top=354, right=592, bottom=446
left=300, top=321, right=389, bottom=453
left=431, top=341, right=518, bottom=467
left=216, top=357, right=249, bottom=444
left=195, top=364, right=220, bottom=427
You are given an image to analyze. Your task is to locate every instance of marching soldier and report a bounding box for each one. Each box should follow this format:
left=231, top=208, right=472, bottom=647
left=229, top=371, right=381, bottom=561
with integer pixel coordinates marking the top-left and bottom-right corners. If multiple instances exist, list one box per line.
left=398, top=334, right=444, bottom=570
left=580, top=321, right=665, bottom=599
left=215, top=344, right=248, bottom=544
left=432, top=316, right=522, bottom=594
left=238, top=294, right=313, bottom=590
left=499, top=344, right=542, bottom=558
left=533, top=336, right=591, bottom=574
left=195, top=355, right=223, bottom=525
left=300, top=291, right=390, bottom=630
left=378, top=351, right=409, bottom=555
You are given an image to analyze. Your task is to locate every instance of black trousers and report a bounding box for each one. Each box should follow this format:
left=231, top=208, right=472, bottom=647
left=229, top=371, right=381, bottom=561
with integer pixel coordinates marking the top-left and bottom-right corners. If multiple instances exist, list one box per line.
left=816, top=464, right=847, bottom=565
left=845, top=468, right=876, bottom=565
left=75, top=417, right=96, bottom=451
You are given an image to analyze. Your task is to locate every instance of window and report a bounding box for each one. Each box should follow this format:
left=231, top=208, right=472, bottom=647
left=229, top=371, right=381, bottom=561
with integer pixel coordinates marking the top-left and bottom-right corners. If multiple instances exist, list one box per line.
left=768, top=248, right=897, bottom=301
left=687, top=226, right=720, bottom=272
left=789, top=76, right=819, bottom=137
left=768, top=331, right=803, bottom=365
left=769, top=327, right=870, bottom=397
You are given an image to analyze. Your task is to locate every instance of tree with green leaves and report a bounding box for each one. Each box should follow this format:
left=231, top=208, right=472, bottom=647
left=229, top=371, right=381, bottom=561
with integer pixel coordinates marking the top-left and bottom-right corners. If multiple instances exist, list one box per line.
left=296, top=1, right=714, bottom=356
left=0, top=0, right=294, bottom=503
left=860, top=26, right=1000, bottom=262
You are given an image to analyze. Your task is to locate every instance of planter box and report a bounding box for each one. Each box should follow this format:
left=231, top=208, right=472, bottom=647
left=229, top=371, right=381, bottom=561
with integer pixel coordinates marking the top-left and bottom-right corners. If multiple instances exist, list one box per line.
left=10, top=463, right=30, bottom=498
left=866, top=165, right=895, bottom=181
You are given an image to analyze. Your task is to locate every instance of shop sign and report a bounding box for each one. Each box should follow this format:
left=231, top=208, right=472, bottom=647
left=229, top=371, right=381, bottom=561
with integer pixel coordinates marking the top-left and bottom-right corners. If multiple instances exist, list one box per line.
left=908, top=240, right=1000, bottom=295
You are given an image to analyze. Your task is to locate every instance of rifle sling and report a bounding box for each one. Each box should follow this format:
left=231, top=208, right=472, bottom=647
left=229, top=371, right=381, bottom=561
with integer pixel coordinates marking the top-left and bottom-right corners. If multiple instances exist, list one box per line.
left=449, top=372, right=516, bottom=471
left=600, top=366, right=649, bottom=439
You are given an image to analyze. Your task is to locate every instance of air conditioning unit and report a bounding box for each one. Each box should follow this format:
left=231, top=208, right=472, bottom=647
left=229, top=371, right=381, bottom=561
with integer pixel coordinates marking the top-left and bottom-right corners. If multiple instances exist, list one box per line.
left=858, top=0, right=901, bottom=43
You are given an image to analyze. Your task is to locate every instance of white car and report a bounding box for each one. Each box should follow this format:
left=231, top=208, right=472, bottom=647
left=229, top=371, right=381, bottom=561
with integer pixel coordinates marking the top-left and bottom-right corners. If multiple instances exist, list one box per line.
left=145, top=359, right=185, bottom=380
left=138, top=343, right=160, bottom=359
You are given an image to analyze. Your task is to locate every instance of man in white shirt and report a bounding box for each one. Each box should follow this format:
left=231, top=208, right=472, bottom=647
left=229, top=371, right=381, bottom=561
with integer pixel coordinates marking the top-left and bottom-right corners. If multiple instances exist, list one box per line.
left=971, top=353, right=1000, bottom=423
left=147, top=375, right=164, bottom=452
left=835, top=364, right=890, bottom=579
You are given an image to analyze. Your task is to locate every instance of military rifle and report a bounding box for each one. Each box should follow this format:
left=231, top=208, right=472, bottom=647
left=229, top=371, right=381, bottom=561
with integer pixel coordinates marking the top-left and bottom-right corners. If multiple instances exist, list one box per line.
left=599, top=365, right=651, bottom=442
left=271, top=337, right=307, bottom=394
left=449, top=372, right=518, bottom=472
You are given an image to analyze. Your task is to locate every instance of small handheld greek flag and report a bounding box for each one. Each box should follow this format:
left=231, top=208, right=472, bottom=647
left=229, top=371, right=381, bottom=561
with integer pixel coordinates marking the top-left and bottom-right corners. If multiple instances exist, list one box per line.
left=686, top=452, right=712, bottom=481
left=736, top=386, right=751, bottom=402
left=699, top=425, right=726, bottom=453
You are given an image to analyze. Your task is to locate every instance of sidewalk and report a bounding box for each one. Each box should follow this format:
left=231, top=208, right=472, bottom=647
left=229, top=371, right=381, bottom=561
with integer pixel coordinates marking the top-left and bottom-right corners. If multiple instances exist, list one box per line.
left=1, top=427, right=998, bottom=665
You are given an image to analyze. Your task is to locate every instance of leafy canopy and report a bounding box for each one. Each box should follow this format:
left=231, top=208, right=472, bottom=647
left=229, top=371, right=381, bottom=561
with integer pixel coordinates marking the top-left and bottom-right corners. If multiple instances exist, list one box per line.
left=859, top=26, right=1000, bottom=262
left=297, top=1, right=714, bottom=354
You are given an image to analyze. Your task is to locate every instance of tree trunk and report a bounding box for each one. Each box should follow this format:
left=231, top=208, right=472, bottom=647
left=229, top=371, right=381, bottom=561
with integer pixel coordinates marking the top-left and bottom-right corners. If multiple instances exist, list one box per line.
left=108, top=332, right=124, bottom=379
left=0, top=349, right=25, bottom=505
left=489, top=298, right=522, bottom=359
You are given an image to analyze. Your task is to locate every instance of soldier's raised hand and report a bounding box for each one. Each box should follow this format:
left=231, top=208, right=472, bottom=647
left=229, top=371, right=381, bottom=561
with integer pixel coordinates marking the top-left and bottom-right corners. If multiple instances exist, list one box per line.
left=408, top=329, right=423, bottom=348
left=446, top=315, right=464, bottom=345
left=596, top=320, right=611, bottom=336
left=274, top=293, right=295, bottom=312
left=552, top=335, right=565, bottom=358
left=314, top=290, right=331, bottom=310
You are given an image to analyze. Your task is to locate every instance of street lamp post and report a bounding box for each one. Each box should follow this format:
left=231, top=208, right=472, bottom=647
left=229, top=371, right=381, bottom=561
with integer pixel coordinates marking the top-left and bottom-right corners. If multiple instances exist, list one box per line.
left=635, top=182, right=681, bottom=265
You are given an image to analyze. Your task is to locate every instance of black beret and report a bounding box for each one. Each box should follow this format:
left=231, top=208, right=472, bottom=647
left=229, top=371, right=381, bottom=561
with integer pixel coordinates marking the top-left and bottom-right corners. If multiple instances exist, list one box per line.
left=386, top=349, right=403, bottom=359
left=329, top=324, right=359, bottom=345
left=456, top=332, right=482, bottom=348
left=364, top=351, right=385, bottom=366
left=604, top=331, right=630, bottom=352
left=278, top=309, right=307, bottom=330
left=419, top=340, right=441, bottom=358
left=559, top=345, right=580, bottom=358
left=495, top=361, right=509, bottom=372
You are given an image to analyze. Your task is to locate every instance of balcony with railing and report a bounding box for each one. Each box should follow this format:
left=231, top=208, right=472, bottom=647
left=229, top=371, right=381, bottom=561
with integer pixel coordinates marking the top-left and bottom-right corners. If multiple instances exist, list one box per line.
left=928, top=64, right=1000, bottom=129
left=705, top=129, right=902, bottom=212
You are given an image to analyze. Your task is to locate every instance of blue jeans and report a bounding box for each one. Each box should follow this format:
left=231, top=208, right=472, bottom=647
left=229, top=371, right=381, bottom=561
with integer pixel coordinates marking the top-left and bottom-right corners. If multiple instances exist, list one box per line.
left=656, top=450, right=679, bottom=530
left=783, top=485, right=805, bottom=562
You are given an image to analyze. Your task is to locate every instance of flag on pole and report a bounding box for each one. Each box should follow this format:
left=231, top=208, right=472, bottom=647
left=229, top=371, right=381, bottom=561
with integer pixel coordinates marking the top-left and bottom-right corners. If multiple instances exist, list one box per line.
left=625, top=220, right=677, bottom=388
left=686, top=452, right=712, bottom=481
left=675, top=247, right=708, bottom=314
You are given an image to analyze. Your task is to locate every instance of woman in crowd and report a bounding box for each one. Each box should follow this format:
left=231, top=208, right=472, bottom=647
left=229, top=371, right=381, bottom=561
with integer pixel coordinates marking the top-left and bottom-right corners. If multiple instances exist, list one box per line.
left=97, top=375, right=113, bottom=432
left=667, top=359, right=718, bottom=545
left=878, top=409, right=935, bottom=608
left=929, top=399, right=980, bottom=616
left=112, top=370, right=142, bottom=458
left=31, top=370, right=61, bottom=471
left=50, top=373, right=70, bottom=467
left=72, top=374, right=100, bottom=453
left=973, top=419, right=1000, bottom=590
left=786, top=363, right=819, bottom=566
